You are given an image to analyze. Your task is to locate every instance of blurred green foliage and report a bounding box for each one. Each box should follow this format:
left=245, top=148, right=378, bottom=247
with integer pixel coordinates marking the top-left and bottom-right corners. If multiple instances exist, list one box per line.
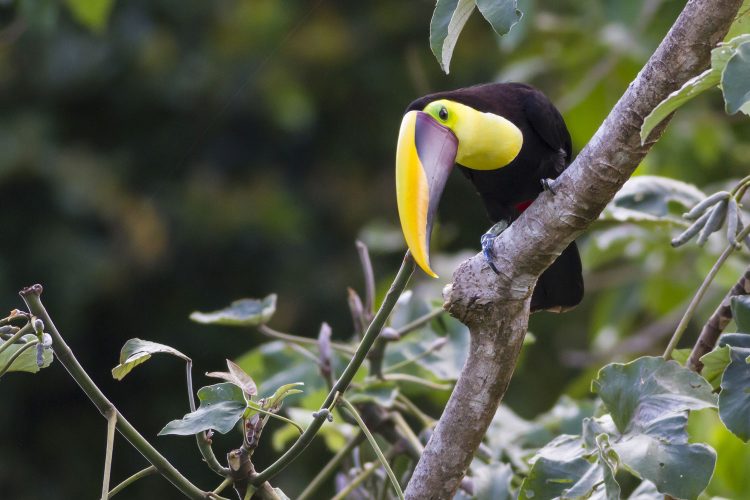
left=2, top=0, right=750, bottom=498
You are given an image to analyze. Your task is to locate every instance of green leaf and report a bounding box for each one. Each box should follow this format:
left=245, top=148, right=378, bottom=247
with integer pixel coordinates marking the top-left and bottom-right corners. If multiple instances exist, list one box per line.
left=718, top=346, right=750, bottom=441
left=722, top=41, right=750, bottom=115
left=64, top=0, right=114, bottom=33
left=518, top=456, right=592, bottom=500
left=592, top=356, right=717, bottom=433
left=348, top=380, right=399, bottom=408
left=699, top=346, right=731, bottom=390
left=158, top=401, right=246, bottom=436
left=159, top=383, right=246, bottom=436
left=198, top=382, right=246, bottom=404
left=0, top=334, right=53, bottom=374
left=640, top=35, right=750, bottom=143
left=475, top=0, right=522, bottom=37
left=190, top=294, right=277, bottom=327
left=612, top=433, right=716, bottom=499
left=112, top=338, right=190, bottom=381
left=430, top=0, right=476, bottom=74
left=206, top=359, right=257, bottom=397
left=640, top=68, right=719, bottom=143
left=731, top=296, right=750, bottom=333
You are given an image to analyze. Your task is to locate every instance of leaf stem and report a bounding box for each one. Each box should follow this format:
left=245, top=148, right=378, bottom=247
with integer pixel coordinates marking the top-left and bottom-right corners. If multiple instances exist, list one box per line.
left=251, top=254, right=414, bottom=485
left=107, top=465, right=157, bottom=498
left=664, top=223, right=750, bottom=359
left=20, top=285, right=207, bottom=500
left=394, top=309, right=444, bottom=338
left=297, top=432, right=366, bottom=500
left=257, top=324, right=356, bottom=356
left=340, top=398, right=404, bottom=500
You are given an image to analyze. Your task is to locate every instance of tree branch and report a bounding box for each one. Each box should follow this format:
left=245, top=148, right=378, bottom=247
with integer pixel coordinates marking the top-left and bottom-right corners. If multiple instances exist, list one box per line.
left=405, top=0, right=745, bottom=497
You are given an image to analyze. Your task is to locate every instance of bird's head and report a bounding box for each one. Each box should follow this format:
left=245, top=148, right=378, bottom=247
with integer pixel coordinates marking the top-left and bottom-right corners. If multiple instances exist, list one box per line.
left=395, top=98, right=523, bottom=277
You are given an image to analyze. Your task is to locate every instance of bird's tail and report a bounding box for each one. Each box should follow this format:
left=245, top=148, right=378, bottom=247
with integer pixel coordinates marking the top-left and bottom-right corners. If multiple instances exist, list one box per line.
left=531, top=241, right=584, bottom=313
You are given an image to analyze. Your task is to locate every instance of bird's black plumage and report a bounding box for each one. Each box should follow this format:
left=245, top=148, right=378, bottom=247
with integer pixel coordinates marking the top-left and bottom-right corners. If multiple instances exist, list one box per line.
left=406, top=82, right=583, bottom=312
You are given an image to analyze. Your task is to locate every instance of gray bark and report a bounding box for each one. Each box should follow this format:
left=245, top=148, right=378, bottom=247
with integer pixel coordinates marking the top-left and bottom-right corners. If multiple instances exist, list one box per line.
left=405, top=0, right=745, bottom=498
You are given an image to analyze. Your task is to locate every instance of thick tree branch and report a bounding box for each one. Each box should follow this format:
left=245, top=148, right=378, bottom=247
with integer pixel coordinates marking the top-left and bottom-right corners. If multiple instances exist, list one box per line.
left=405, top=0, right=744, bottom=497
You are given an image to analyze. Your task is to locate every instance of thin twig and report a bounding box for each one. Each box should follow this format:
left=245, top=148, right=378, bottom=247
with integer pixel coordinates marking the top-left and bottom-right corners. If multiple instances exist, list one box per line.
left=101, top=410, right=118, bottom=500
left=258, top=324, right=356, bottom=356
left=340, top=398, right=404, bottom=500
left=251, top=255, right=414, bottom=486
left=107, top=466, right=157, bottom=498
left=297, top=432, right=366, bottom=500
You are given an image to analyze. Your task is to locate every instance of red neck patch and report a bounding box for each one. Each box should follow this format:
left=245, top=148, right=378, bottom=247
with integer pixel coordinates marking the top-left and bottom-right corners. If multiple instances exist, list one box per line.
left=515, top=199, right=534, bottom=213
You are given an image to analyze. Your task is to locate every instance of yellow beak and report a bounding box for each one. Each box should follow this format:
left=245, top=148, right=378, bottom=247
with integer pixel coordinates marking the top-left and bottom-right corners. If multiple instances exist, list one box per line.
left=395, top=111, right=458, bottom=278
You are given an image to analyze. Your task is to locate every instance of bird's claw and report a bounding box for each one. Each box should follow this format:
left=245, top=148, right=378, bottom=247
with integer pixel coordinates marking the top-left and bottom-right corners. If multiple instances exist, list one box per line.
left=481, top=221, right=508, bottom=275
left=541, top=178, right=557, bottom=195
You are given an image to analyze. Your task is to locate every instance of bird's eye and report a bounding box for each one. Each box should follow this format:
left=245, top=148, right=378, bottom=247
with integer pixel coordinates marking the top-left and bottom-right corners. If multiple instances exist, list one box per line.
left=438, top=107, right=448, bottom=121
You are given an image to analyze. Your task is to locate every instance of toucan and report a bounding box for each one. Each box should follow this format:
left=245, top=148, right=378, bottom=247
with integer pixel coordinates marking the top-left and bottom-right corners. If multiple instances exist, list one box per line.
left=395, top=82, right=583, bottom=312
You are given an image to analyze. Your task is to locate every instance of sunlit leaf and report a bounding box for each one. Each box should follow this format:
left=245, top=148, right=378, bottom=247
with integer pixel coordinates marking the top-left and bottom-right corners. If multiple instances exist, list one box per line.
left=721, top=41, right=750, bottom=115
left=430, top=0, right=476, bottom=74
left=670, top=348, right=691, bottom=365
left=190, top=294, right=277, bottom=327
left=718, top=346, right=750, bottom=441
left=700, top=345, right=731, bottom=390
left=64, top=0, right=114, bottom=33
left=731, top=296, right=750, bottom=333
left=592, top=356, right=717, bottom=433
left=159, top=382, right=246, bottom=436
left=0, top=334, right=53, bottom=374
left=112, top=338, right=190, bottom=381
left=475, top=0, right=522, bottom=37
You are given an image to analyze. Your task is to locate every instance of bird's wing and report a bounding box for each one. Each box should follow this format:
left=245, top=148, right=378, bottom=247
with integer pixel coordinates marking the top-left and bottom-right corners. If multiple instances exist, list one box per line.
left=523, top=91, right=573, bottom=173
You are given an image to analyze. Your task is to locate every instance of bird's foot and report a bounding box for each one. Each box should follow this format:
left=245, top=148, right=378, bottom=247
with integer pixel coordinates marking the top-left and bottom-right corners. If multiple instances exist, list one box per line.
left=541, top=178, right=558, bottom=195
left=481, top=220, right=509, bottom=275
